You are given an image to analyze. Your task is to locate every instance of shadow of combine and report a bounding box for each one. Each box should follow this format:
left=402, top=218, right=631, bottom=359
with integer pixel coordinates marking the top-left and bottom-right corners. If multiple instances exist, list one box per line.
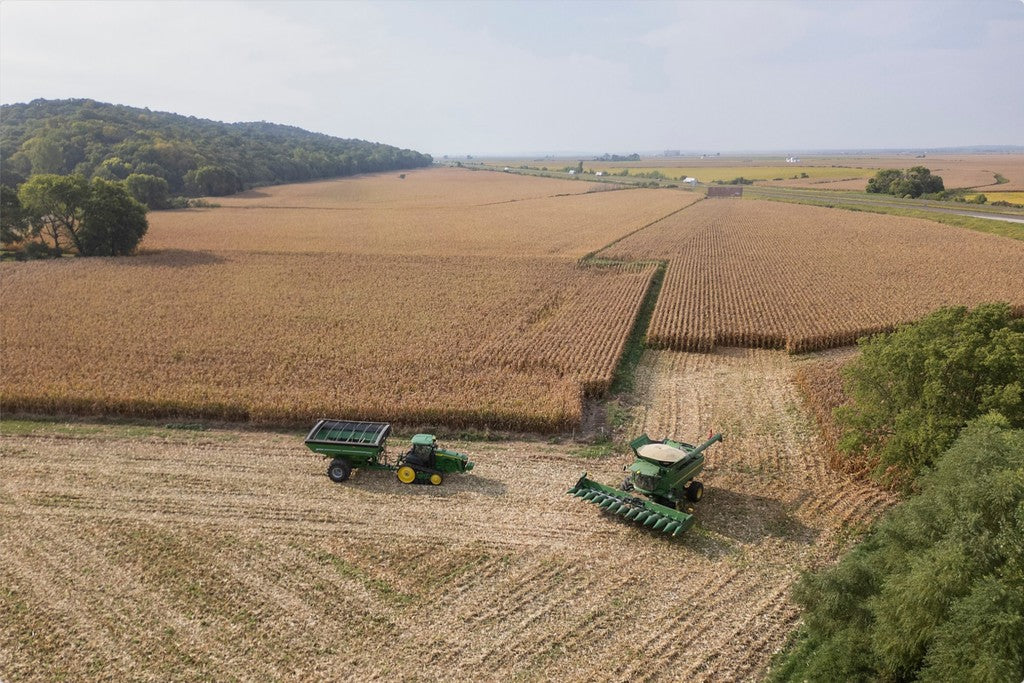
left=697, top=487, right=819, bottom=546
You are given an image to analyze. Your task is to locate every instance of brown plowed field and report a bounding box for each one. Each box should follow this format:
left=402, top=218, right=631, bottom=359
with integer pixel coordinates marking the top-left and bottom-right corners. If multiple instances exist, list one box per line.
left=1, top=348, right=894, bottom=681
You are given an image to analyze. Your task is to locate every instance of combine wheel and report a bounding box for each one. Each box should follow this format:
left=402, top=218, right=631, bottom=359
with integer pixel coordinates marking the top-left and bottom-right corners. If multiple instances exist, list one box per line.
left=397, top=466, right=417, bottom=484
left=685, top=481, right=704, bottom=502
left=429, top=473, right=443, bottom=486
left=327, top=459, right=352, bottom=483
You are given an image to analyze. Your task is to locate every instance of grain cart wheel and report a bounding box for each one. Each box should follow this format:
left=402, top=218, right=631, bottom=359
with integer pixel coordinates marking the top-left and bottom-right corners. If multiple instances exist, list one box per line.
left=429, top=473, right=443, bottom=486
left=685, top=481, right=704, bottom=502
left=327, top=459, right=352, bottom=483
left=397, top=466, right=417, bottom=484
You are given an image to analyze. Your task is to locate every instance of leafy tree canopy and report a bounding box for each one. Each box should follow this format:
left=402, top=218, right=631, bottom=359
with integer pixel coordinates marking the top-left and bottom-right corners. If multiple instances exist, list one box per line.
left=770, top=414, right=1024, bottom=682
left=866, top=166, right=944, bottom=198
left=81, top=178, right=148, bottom=256
left=1, top=98, right=432, bottom=196
left=12, top=173, right=147, bottom=257
left=836, top=303, right=1024, bottom=485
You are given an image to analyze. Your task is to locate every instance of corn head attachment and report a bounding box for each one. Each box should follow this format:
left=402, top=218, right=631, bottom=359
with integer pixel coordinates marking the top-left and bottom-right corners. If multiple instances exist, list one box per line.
left=568, top=474, right=695, bottom=537
left=567, top=432, right=723, bottom=538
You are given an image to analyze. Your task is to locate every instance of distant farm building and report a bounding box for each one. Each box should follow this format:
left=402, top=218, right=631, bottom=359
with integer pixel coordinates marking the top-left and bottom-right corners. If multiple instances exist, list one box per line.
left=595, top=171, right=604, bottom=176
left=683, top=177, right=698, bottom=186
left=707, top=186, right=743, bottom=198
left=785, top=156, right=801, bottom=163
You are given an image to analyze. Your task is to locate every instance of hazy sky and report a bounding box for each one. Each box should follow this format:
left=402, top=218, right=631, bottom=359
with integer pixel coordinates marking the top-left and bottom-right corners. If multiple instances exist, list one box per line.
left=2, top=0, right=1022, bottom=156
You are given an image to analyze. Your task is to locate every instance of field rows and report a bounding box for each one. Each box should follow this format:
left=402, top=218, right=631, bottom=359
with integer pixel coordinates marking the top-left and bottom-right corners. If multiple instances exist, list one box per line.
left=1, top=253, right=659, bottom=431
left=602, top=199, right=1024, bottom=353
left=0, top=347, right=894, bottom=681
left=144, top=178, right=698, bottom=259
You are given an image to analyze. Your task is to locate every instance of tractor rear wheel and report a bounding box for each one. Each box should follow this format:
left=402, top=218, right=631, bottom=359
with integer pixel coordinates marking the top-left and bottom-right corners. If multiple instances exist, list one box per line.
left=429, top=473, right=443, bottom=486
left=396, top=466, right=416, bottom=484
left=327, top=459, right=352, bottom=483
left=685, top=481, right=704, bottom=502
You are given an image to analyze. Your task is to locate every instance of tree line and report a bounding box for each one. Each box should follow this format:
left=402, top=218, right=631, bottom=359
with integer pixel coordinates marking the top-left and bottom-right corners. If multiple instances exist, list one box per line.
left=771, top=303, right=1024, bottom=681
left=0, top=98, right=433, bottom=198
left=1, top=98, right=434, bottom=258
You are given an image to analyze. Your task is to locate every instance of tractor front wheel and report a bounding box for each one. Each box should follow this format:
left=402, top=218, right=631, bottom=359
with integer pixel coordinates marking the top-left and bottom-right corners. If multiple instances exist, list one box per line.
left=397, top=466, right=417, bottom=484
left=429, top=473, right=443, bottom=486
left=685, top=481, right=704, bottom=502
left=327, top=459, right=352, bottom=483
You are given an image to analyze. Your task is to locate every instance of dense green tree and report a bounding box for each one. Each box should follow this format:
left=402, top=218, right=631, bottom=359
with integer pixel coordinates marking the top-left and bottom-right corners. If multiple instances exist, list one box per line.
left=865, top=168, right=903, bottom=194
left=14, top=173, right=148, bottom=257
left=771, top=415, right=1024, bottom=682
left=80, top=179, right=148, bottom=256
left=1, top=184, right=29, bottom=245
left=23, top=135, right=64, bottom=174
left=124, top=173, right=171, bottom=209
left=836, top=303, right=1024, bottom=484
left=17, top=173, right=89, bottom=254
left=183, top=165, right=239, bottom=196
left=866, top=166, right=944, bottom=198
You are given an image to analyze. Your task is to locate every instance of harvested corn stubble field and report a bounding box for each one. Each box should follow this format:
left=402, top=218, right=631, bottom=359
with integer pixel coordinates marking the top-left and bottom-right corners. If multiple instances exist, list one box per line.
left=0, top=348, right=895, bottom=682
left=601, top=199, right=1024, bottom=353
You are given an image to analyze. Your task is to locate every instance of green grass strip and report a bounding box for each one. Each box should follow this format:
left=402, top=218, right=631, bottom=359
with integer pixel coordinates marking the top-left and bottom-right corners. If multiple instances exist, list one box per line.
left=751, top=195, right=1024, bottom=241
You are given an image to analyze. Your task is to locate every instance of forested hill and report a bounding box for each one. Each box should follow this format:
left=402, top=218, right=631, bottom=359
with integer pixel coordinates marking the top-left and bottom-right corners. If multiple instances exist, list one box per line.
left=0, top=98, right=432, bottom=195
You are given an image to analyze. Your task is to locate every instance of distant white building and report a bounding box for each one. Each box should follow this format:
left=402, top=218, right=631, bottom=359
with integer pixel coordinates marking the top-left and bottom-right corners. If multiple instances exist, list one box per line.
left=683, top=177, right=698, bottom=186
left=785, top=156, right=801, bottom=163
left=595, top=171, right=605, bottom=176
left=568, top=169, right=576, bottom=174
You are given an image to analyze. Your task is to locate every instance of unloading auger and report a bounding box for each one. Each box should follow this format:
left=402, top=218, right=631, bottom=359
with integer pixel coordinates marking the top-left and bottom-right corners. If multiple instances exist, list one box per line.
left=567, top=432, right=723, bottom=537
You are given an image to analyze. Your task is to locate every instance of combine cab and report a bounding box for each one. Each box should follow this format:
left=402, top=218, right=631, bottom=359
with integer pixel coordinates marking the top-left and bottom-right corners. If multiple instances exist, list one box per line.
left=568, top=432, right=723, bottom=537
left=304, top=419, right=474, bottom=485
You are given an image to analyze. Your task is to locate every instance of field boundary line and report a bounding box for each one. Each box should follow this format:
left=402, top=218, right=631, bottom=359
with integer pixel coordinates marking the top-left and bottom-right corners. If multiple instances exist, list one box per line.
left=580, top=197, right=704, bottom=264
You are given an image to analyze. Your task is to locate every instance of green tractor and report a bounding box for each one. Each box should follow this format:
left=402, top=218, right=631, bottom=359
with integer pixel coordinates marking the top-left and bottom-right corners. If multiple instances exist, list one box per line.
left=304, top=419, right=474, bottom=485
left=568, top=432, right=723, bottom=537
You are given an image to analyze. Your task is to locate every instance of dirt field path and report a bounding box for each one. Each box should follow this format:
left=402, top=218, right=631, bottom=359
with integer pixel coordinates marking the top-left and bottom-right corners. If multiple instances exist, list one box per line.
left=0, top=349, right=893, bottom=681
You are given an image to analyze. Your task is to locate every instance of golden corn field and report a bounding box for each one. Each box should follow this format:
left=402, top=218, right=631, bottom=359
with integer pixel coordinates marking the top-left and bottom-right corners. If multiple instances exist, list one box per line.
left=0, top=253, right=655, bottom=431
left=2, top=167, right=1022, bottom=431
left=143, top=170, right=699, bottom=259
left=601, top=199, right=1024, bottom=352
left=1, top=169, right=707, bottom=430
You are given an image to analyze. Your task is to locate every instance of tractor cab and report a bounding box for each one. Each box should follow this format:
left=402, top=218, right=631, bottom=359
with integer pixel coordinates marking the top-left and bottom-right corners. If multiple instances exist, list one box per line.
left=404, top=434, right=437, bottom=468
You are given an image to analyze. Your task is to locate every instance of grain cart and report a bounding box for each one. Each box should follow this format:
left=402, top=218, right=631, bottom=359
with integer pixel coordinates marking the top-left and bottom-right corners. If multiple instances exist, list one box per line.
left=304, top=419, right=474, bottom=485
left=567, top=432, right=723, bottom=537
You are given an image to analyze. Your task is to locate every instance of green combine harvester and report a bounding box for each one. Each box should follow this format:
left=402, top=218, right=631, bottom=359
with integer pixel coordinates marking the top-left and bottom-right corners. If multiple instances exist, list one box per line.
left=304, top=419, right=474, bottom=485
left=568, top=432, right=723, bottom=537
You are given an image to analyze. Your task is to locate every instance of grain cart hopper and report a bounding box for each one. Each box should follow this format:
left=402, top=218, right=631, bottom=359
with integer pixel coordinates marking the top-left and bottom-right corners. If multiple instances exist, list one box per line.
left=567, top=432, right=723, bottom=537
left=304, top=419, right=474, bottom=485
